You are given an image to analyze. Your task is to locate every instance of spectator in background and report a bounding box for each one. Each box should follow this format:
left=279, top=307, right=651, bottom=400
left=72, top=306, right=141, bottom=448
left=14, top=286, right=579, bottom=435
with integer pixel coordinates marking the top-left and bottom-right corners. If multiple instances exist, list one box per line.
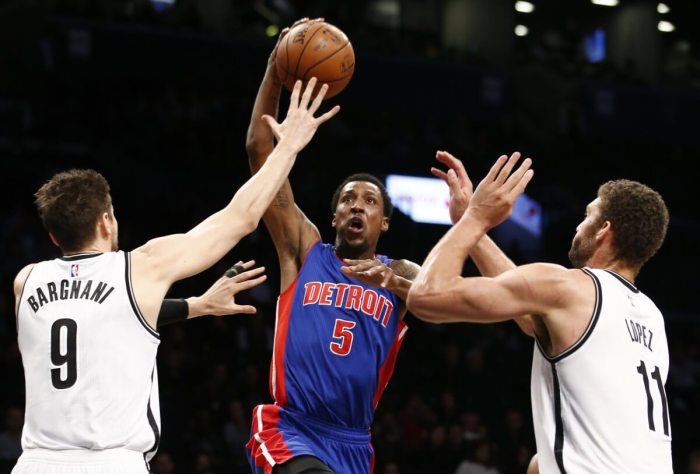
left=455, top=440, right=500, bottom=474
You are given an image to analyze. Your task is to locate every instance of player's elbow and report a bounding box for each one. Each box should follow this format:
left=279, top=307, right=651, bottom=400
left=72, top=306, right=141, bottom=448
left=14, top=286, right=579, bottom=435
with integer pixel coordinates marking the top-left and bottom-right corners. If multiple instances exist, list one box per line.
left=236, top=215, right=259, bottom=238
left=406, top=286, right=450, bottom=323
left=245, top=136, right=273, bottom=163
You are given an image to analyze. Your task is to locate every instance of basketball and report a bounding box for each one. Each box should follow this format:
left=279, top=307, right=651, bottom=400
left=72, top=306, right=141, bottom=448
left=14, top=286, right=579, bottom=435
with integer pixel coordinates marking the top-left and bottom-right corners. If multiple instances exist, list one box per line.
left=275, top=21, right=355, bottom=99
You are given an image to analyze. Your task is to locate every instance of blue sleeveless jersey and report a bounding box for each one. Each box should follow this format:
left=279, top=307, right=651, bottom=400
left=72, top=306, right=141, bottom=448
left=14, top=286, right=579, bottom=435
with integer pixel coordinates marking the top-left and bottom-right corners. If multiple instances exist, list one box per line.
left=270, top=241, right=408, bottom=430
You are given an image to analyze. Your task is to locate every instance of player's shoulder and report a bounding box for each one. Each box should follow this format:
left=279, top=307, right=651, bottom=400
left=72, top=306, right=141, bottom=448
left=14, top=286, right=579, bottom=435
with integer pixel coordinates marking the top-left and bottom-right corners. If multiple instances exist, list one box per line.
left=13, top=263, right=37, bottom=298
left=512, top=263, right=586, bottom=293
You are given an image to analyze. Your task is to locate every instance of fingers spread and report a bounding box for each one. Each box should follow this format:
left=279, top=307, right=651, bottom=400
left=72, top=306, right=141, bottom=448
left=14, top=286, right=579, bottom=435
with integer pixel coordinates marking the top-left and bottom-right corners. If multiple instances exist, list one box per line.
left=485, top=154, right=509, bottom=183
left=309, top=83, right=328, bottom=113
left=231, top=305, right=257, bottom=315
left=318, top=105, right=341, bottom=124
left=299, top=77, right=318, bottom=110
left=233, top=274, right=267, bottom=292
left=431, top=167, right=448, bottom=181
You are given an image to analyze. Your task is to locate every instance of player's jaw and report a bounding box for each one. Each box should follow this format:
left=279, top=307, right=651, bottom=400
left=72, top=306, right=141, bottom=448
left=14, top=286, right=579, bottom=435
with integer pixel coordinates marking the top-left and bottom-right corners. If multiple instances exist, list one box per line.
left=334, top=213, right=386, bottom=259
left=568, top=227, right=596, bottom=268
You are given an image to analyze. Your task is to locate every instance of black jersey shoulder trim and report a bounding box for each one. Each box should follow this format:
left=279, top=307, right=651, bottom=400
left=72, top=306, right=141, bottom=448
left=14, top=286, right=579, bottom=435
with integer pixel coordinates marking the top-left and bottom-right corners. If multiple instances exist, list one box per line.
left=535, top=268, right=602, bottom=363
left=124, top=252, right=160, bottom=340
left=552, top=364, right=568, bottom=474
left=59, top=252, right=104, bottom=261
left=15, top=264, right=37, bottom=334
left=603, top=269, right=639, bottom=293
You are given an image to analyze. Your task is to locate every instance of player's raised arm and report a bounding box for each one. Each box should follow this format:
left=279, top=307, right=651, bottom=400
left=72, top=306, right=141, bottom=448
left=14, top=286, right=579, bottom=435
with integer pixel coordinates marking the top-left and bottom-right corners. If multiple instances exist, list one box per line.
left=431, top=150, right=536, bottom=336
left=131, top=79, right=339, bottom=325
left=246, top=19, right=327, bottom=288
left=408, top=153, right=536, bottom=323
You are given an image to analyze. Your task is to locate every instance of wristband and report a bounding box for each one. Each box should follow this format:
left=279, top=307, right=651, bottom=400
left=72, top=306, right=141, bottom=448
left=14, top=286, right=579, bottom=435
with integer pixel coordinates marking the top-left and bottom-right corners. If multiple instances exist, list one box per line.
left=157, top=298, right=189, bottom=328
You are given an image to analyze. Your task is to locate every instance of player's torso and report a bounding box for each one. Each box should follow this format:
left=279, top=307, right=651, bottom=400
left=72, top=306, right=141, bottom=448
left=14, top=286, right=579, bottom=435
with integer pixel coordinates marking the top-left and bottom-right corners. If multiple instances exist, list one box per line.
left=16, top=251, right=161, bottom=458
left=271, top=242, right=407, bottom=429
left=531, top=268, right=672, bottom=473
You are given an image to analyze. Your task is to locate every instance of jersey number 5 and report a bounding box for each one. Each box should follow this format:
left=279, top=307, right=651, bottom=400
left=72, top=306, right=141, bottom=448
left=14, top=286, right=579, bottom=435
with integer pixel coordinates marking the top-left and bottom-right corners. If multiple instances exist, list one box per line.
left=636, top=360, right=669, bottom=436
left=51, top=318, right=78, bottom=389
left=330, top=319, right=356, bottom=356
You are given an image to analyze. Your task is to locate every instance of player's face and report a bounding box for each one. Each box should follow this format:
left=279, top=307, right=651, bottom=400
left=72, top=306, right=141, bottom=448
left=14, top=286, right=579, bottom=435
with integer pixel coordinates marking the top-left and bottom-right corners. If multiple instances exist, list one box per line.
left=332, top=181, right=389, bottom=257
left=568, top=198, right=602, bottom=268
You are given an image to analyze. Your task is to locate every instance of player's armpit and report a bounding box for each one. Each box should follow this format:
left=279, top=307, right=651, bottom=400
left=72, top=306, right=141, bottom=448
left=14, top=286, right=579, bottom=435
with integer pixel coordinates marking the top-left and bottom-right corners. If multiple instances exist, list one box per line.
left=13, top=264, right=35, bottom=300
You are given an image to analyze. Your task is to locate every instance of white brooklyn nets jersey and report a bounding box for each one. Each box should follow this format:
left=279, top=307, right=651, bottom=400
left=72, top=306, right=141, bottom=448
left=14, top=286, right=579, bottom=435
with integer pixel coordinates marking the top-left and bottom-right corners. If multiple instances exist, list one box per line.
left=531, top=268, right=672, bottom=474
left=15, top=251, right=161, bottom=462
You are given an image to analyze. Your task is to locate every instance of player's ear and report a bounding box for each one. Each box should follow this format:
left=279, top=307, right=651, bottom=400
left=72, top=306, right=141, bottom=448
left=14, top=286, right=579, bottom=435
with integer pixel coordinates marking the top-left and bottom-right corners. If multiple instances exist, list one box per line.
left=381, top=217, right=389, bottom=232
left=97, top=212, right=112, bottom=239
left=332, top=213, right=337, bottom=227
left=596, top=220, right=612, bottom=241
left=48, top=232, right=60, bottom=248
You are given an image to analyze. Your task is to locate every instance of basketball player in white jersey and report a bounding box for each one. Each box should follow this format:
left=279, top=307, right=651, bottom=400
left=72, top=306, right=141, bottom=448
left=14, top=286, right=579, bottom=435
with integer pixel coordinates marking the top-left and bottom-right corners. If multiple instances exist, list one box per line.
left=404, top=152, right=672, bottom=473
left=12, top=79, right=339, bottom=474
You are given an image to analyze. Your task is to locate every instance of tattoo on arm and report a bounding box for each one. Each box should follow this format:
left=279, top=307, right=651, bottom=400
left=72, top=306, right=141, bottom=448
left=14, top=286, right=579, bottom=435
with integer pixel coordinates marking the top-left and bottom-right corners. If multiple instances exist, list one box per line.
left=391, top=259, right=421, bottom=281
left=273, top=189, right=290, bottom=208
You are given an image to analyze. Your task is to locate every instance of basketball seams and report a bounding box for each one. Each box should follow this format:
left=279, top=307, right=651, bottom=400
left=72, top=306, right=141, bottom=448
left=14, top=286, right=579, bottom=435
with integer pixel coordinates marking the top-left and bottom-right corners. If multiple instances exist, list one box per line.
left=275, top=22, right=354, bottom=98
left=294, top=24, right=326, bottom=78
left=283, top=30, right=292, bottom=84
left=303, top=41, right=353, bottom=80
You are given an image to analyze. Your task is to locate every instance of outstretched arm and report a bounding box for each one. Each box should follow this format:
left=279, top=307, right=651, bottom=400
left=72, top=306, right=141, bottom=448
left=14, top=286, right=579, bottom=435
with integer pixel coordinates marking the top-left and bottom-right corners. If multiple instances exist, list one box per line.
left=431, top=151, right=536, bottom=336
left=157, top=261, right=266, bottom=328
left=408, top=153, right=536, bottom=323
left=247, top=19, right=326, bottom=289
left=131, top=79, right=339, bottom=327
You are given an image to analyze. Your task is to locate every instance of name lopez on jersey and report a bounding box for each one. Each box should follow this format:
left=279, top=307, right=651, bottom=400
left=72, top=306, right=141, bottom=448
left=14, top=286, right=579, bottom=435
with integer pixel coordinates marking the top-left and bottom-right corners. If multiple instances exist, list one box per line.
left=26, top=279, right=115, bottom=312
left=302, top=281, right=394, bottom=327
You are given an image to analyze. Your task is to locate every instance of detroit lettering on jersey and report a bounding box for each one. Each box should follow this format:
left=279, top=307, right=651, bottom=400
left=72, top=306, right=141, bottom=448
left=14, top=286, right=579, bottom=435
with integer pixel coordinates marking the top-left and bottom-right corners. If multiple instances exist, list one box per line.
left=625, top=318, right=654, bottom=352
left=27, top=279, right=115, bottom=312
left=302, top=281, right=395, bottom=327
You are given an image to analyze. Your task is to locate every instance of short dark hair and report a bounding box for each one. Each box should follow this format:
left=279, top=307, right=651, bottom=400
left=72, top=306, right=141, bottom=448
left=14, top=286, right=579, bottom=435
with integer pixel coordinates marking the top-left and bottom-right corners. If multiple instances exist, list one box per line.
left=34, top=169, right=112, bottom=252
left=597, top=179, right=669, bottom=268
left=331, top=173, right=393, bottom=220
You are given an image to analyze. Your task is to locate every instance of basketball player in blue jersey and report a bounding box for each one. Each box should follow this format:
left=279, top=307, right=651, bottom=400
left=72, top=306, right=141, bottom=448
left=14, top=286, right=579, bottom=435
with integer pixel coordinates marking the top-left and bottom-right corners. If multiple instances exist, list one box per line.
left=408, top=152, right=673, bottom=473
left=245, top=20, right=420, bottom=474
left=12, top=79, right=338, bottom=474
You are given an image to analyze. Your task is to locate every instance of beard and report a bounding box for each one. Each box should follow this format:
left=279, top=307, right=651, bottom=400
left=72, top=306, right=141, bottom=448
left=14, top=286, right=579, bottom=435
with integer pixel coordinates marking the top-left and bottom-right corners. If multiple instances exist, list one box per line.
left=568, top=236, right=594, bottom=268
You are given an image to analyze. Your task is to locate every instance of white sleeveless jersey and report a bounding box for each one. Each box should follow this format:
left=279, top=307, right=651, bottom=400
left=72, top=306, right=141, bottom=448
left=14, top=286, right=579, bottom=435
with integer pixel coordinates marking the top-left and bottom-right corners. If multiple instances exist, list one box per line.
left=531, top=268, right=672, bottom=473
left=15, top=251, right=161, bottom=462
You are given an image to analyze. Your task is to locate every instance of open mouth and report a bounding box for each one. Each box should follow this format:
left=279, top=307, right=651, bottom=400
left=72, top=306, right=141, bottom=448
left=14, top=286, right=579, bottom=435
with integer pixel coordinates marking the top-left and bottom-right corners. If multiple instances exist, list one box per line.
left=348, top=216, right=365, bottom=233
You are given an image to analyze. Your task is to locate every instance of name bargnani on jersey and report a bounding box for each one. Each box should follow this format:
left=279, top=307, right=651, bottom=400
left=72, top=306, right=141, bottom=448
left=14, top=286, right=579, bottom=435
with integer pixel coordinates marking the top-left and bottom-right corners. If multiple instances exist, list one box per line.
left=625, top=318, right=654, bottom=352
left=26, top=279, right=115, bottom=312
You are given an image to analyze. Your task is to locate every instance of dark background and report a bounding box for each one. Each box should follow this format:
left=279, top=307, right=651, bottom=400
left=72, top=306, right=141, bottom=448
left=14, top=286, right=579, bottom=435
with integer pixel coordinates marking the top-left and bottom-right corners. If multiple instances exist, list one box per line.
left=1, top=0, right=699, bottom=473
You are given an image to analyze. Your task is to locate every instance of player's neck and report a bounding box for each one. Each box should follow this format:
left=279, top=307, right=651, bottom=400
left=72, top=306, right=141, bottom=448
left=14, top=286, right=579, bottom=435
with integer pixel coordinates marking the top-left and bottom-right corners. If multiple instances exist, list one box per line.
left=63, top=240, right=112, bottom=257
left=586, top=253, right=637, bottom=284
left=334, top=242, right=375, bottom=261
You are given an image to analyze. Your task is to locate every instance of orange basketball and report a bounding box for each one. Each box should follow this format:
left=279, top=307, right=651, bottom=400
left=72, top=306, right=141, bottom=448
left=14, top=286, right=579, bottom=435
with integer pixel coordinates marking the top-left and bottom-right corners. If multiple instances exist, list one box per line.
left=275, top=21, right=355, bottom=99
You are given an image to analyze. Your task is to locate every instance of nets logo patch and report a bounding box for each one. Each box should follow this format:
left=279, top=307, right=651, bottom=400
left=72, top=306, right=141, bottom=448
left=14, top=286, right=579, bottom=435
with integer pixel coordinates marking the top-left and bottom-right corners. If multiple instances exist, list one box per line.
left=70, top=264, right=79, bottom=278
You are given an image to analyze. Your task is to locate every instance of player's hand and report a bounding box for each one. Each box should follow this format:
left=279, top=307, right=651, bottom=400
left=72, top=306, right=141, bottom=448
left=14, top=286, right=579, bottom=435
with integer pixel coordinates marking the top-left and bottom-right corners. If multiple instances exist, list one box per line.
left=269, top=17, right=325, bottom=69
left=186, top=261, right=267, bottom=317
left=466, top=152, right=533, bottom=229
left=262, top=78, right=340, bottom=153
left=340, top=259, right=399, bottom=290
left=431, top=150, right=473, bottom=224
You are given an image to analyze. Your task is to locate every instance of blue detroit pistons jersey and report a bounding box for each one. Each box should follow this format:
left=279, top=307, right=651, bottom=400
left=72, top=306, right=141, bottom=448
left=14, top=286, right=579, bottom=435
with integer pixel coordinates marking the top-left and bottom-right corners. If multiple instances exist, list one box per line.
left=270, top=241, right=407, bottom=430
